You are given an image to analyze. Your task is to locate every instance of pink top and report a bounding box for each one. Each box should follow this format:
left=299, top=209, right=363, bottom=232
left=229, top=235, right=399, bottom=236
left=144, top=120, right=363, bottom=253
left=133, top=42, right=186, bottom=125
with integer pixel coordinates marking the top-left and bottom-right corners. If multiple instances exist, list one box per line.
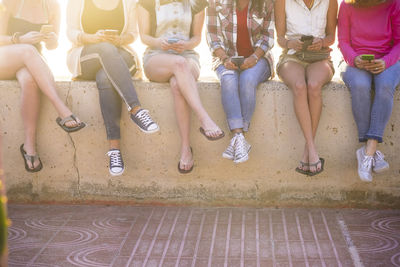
left=338, top=0, right=400, bottom=68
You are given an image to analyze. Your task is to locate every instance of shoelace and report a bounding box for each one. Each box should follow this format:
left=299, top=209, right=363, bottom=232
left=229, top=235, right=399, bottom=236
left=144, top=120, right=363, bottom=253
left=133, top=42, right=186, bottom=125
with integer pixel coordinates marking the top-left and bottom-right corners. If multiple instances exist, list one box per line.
left=136, top=110, right=154, bottom=127
left=235, top=134, right=247, bottom=156
left=362, top=155, right=374, bottom=170
left=374, top=150, right=385, bottom=161
left=107, top=150, right=122, bottom=167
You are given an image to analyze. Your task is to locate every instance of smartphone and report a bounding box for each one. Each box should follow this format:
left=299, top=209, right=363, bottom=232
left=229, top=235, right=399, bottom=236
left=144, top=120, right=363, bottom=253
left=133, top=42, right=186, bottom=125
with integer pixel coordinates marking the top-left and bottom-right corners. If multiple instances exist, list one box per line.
left=231, top=56, right=245, bottom=67
left=104, top=29, right=119, bottom=36
left=300, top=35, right=314, bottom=50
left=40, top=25, right=54, bottom=34
left=167, top=38, right=180, bottom=44
left=361, top=54, right=375, bottom=61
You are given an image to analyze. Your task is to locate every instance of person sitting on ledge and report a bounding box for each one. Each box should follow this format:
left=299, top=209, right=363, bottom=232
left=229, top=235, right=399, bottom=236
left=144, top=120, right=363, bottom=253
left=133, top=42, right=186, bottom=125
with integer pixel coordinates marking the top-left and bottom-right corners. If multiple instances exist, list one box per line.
left=207, top=0, right=274, bottom=164
left=67, top=0, right=160, bottom=176
left=275, top=0, right=337, bottom=176
left=338, top=0, right=400, bottom=182
left=138, top=0, right=225, bottom=174
left=0, top=0, right=86, bottom=173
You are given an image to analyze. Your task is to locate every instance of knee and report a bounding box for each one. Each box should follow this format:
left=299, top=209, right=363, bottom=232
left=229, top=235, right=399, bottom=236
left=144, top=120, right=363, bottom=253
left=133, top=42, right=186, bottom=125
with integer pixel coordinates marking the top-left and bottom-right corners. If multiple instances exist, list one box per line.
left=307, top=81, right=322, bottom=98
left=96, top=42, right=118, bottom=56
left=95, top=70, right=112, bottom=90
left=292, top=81, right=307, bottom=98
left=18, top=70, right=38, bottom=90
left=172, top=57, right=189, bottom=73
left=240, top=76, right=258, bottom=91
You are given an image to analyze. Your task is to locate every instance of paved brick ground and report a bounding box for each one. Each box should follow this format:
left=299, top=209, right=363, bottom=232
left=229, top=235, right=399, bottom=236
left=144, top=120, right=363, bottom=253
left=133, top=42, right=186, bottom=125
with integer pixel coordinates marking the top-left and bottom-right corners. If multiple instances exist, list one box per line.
left=7, top=205, right=400, bottom=267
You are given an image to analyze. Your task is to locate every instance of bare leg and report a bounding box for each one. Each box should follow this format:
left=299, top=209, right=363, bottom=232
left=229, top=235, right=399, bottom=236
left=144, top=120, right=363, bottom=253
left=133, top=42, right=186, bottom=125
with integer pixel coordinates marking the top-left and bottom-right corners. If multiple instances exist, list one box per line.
left=365, top=139, right=378, bottom=156
left=305, top=60, right=333, bottom=172
left=170, top=76, right=193, bottom=171
left=16, top=68, right=41, bottom=169
left=0, top=45, right=81, bottom=127
left=279, top=62, right=312, bottom=170
left=109, top=140, right=120, bottom=150
left=144, top=54, right=222, bottom=138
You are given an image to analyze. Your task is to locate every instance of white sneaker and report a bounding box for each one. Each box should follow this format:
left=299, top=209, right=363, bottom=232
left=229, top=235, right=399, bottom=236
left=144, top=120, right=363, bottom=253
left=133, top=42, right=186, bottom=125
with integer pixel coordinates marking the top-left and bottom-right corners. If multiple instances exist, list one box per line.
left=222, top=135, right=237, bottom=160
left=373, top=150, right=389, bottom=173
left=356, top=146, right=373, bottom=182
left=107, top=149, right=124, bottom=176
left=233, top=133, right=251, bottom=164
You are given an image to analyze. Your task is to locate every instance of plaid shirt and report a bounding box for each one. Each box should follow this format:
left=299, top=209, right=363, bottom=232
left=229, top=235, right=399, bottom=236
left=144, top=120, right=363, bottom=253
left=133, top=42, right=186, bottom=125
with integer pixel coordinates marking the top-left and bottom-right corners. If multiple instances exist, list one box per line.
left=206, top=0, right=275, bottom=74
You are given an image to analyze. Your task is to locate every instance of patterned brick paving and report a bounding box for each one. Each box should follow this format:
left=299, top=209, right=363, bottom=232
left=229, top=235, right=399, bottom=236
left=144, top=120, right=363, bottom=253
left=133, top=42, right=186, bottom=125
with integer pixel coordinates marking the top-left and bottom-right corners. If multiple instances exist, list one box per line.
left=7, top=205, right=400, bottom=267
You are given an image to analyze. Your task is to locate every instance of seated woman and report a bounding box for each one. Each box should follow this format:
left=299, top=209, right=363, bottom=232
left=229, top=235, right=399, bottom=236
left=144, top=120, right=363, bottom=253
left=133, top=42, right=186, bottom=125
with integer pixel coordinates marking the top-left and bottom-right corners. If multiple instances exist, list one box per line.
left=207, top=0, right=274, bottom=164
left=0, top=0, right=85, bottom=173
left=338, top=0, right=400, bottom=182
left=275, top=0, right=337, bottom=175
left=67, top=0, right=159, bottom=176
left=138, top=0, right=224, bottom=174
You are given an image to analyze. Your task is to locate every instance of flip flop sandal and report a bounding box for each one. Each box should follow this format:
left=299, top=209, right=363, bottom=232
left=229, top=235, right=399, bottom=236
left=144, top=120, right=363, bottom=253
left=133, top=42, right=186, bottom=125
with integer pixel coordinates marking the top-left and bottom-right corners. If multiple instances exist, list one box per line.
left=307, top=158, right=325, bottom=177
left=178, top=147, right=194, bottom=174
left=199, top=127, right=225, bottom=141
left=56, top=114, right=86, bottom=133
left=20, top=144, right=43, bottom=173
left=295, top=161, right=310, bottom=176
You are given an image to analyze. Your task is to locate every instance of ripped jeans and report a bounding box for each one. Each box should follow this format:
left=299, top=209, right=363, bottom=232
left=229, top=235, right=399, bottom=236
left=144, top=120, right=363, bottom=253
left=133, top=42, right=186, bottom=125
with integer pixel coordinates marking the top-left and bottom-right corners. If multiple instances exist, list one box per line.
left=79, top=42, right=140, bottom=140
left=216, top=58, right=271, bottom=131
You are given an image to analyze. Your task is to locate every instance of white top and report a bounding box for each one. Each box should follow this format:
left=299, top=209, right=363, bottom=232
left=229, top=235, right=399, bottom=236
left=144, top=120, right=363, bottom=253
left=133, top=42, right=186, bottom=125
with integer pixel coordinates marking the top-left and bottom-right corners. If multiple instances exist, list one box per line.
left=155, top=0, right=192, bottom=41
left=285, top=0, right=329, bottom=41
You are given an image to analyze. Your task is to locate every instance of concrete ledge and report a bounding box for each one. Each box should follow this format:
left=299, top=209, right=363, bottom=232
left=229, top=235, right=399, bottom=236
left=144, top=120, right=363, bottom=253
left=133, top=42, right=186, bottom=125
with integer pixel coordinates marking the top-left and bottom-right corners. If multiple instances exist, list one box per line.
left=1, top=79, right=400, bottom=207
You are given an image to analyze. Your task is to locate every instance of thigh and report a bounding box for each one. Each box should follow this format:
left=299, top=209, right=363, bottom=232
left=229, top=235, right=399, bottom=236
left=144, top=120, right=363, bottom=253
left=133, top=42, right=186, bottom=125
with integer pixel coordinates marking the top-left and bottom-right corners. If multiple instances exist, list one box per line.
left=306, top=60, right=334, bottom=86
left=240, top=58, right=271, bottom=85
left=216, top=64, right=239, bottom=87
left=0, top=45, right=36, bottom=79
left=144, top=53, right=186, bottom=82
left=278, top=61, right=307, bottom=88
left=341, top=65, right=372, bottom=93
left=186, top=58, right=200, bottom=80
left=374, top=61, right=400, bottom=90
left=118, top=48, right=136, bottom=73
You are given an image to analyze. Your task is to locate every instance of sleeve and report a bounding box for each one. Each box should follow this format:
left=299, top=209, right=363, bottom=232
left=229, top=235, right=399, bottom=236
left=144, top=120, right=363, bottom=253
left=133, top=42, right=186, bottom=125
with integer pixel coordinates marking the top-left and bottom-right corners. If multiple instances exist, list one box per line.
left=382, top=0, right=400, bottom=68
left=337, top=2, right=358, bottom=67
left=206, top=0, right=226, bottom=53
left=254, top=0, right=274, bottom=52
left=192, top=0, right=209, bottom=14
left=66, top=0, right=83, bottom=45
left=138, top=0, right=153, bottom=12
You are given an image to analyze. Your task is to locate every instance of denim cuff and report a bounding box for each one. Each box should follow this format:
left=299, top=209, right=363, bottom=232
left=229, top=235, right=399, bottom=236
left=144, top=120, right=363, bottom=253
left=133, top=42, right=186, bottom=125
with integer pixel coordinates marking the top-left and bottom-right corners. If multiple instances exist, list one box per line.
left=365, top=134, right=383, bottom=143
left=243, top=121, right=250, bottom=132
left=227, top=118, right=244, bottom=131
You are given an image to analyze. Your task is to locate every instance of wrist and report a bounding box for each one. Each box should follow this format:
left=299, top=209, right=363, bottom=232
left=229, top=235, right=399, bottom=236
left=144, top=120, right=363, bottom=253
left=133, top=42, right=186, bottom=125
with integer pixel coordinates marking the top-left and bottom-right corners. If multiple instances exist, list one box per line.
left=285, top=39, right=290, bottom=49
left=251, top=53, right=259, bottom=62
left=11, top=32, right=21, bottom=44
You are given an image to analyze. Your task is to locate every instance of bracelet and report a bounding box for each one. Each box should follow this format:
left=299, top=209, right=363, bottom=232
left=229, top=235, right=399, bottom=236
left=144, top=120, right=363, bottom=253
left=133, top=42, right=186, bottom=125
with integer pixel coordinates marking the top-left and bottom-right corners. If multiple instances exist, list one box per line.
left=11, top=32, right=21, bottom=44
left=285, top=39, right=289, bottom=49
left=251, top=53, right=259, bottom=62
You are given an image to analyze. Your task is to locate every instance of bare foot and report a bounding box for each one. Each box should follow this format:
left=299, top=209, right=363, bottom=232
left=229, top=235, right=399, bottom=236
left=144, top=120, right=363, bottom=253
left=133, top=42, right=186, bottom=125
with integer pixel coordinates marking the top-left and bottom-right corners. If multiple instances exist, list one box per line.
left=179, top=146, right=194, bottom=171
left=22, top=144, right=41, bottom=170
left=199, top=118, right=223, bottom=139
left=298, top=145, right=309, bottom=171
left=308, top=149, right=322, bottom=174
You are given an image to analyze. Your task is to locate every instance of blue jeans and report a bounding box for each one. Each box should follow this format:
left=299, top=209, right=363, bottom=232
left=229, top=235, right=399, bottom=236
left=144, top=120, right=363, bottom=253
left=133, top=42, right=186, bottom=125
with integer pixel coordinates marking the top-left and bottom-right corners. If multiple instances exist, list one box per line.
left=216, top=58, right=271, bottom=131
left=79, top=43, right=139, bottom=140
left=341, top=61, right=400, bottom=143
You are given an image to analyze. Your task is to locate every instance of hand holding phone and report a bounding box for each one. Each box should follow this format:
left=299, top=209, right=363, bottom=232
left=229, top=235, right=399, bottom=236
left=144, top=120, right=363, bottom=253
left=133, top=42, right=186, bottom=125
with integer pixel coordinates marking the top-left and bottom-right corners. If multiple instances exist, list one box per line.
left=300, top=35, right=314, bottom=51
left=104, top=29, right=119, bottom=36
left=167, top=38, right=180, bottom=44
left=231, top=56, right=244, bottom=67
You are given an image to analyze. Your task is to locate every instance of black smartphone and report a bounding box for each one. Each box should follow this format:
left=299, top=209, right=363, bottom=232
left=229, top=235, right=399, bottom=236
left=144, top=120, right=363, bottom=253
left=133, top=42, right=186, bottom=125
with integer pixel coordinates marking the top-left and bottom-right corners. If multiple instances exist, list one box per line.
left=300, top=35, right=314, bottom=50
left=361, top=54, right=375, bottom=61
left=231, top=56, right=244, bottom=67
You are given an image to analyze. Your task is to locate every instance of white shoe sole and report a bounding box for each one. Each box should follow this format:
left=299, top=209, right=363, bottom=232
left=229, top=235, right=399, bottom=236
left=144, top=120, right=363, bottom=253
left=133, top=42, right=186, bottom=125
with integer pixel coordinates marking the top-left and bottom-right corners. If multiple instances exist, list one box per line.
left=234, top=154, right=249, bottom=164
left=137, top=124, right=160, bottom=134
left=109, top=168, right=124, bottom=176
left=356, top=148, right=372, bottom=182
left=222, top=152, right=234, bottom=160
left=373, top=165, right=389, bottom=173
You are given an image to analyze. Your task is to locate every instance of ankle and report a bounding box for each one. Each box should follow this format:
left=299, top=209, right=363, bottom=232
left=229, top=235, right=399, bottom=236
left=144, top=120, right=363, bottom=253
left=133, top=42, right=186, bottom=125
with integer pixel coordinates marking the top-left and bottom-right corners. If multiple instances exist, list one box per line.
left=130, top=106, right=141, bottom=114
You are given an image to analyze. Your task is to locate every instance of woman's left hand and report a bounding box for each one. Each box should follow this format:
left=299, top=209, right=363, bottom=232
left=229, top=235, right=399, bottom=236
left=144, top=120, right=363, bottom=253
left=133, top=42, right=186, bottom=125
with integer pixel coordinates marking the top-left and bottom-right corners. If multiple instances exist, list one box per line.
left=43, top=32, right=57, bottom=45
left=364, top=59, right=386, bottom=74
left=240, top=56, right=257, bottom=70
left=102, top=35, right=123, bottom=46
left=307, top=38, right=323, bottom=51
left=170, top=40, right=187, bottom=53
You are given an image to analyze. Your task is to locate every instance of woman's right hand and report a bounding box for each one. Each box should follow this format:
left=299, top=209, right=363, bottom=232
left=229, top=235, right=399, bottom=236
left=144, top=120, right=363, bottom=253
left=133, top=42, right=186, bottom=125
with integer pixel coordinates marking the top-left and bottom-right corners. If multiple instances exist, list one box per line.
left=159, top=38, right=173, bottom=51
left=81, top=31, right=104, bottom=44
left=19, top=31, right=44, bottom=44
left=287, top=39, right=303, bottom=51
left=224, top=58, right=238, bottom=70
left=354, top=55, right=367, bottom=70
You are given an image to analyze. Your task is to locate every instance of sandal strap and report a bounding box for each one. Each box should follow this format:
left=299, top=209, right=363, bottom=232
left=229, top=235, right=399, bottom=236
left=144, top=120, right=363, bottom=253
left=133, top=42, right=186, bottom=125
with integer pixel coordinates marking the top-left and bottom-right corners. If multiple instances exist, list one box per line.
left=308, top=160, right=321, bottom=167
left=299, top=161, right=309, bottom=166
left=24, top=153, right=39, bottom=164
left=59, top=114, right=77, bottom=126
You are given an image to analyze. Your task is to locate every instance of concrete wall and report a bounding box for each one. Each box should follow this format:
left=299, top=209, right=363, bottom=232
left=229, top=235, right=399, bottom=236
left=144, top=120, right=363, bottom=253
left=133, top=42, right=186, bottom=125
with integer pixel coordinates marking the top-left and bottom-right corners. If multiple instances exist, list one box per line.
left=1, top=79, right=400, bottom=207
